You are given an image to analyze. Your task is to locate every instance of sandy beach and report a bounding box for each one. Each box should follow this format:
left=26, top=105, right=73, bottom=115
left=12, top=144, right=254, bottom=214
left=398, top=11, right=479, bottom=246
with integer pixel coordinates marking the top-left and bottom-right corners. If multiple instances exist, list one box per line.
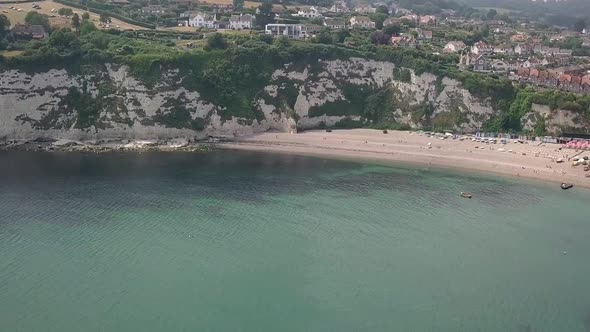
left=221, top=129, right=590, bottom=187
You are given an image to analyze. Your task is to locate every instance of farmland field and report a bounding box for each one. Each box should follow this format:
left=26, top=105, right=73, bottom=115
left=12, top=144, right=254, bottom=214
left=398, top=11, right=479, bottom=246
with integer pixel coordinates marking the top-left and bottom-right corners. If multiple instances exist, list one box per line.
left=474, top=6, right=521, bottom=14
left=0, top=50, right=24, bottom=57
left=198, top=0, right=261, bottom=9
left=0, top=0, right=145, bottom=30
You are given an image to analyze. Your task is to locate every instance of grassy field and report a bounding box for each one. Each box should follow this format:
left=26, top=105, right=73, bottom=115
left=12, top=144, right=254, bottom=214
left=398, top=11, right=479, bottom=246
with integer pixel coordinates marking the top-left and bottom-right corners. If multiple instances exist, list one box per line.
left=0, top=50, right=24, bottom=57
left=475, top=6, right=521, bottom=14
left=198, top=0, right=261, bottom=9
left=0, top=0, right=144, bottom=30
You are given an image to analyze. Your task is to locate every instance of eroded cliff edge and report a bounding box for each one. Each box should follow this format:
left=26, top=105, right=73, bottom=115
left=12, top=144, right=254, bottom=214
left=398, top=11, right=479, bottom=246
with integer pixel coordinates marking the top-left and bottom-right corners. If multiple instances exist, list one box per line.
left=0, top=58, right=582, bottom=140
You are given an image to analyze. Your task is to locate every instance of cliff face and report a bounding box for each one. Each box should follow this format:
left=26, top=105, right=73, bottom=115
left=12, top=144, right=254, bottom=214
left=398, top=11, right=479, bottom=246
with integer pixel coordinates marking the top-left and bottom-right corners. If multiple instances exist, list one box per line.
left=521, top=104, right=586, bottom=135
left=0, top=58, right=582, bottom=140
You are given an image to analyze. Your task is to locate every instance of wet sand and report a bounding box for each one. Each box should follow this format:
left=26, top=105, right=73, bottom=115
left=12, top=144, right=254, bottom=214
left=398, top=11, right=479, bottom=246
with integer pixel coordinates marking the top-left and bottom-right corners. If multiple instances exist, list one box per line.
left=221, top=129, right=590, bottom=187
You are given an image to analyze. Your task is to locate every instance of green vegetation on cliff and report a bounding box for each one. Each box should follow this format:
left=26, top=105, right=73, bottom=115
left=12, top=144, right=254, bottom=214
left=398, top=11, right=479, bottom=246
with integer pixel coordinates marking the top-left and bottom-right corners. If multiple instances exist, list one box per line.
left=2, top=23, right=590, bottom=134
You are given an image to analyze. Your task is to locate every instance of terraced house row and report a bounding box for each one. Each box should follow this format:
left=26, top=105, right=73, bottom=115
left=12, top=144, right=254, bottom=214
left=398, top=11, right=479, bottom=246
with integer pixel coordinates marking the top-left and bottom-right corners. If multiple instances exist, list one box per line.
left=514, top=67, right=590, bottom=93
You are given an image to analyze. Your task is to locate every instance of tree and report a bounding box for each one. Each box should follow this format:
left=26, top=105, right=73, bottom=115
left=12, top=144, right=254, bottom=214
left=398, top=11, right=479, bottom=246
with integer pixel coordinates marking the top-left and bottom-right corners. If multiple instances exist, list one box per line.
left=58, top=8, right=74, bottom=17
left=486, top=9, right=497, bottom=20
left=534, top=116, right=546, bottom=136
left=274, top=36, right=291, bottom=48
left=312, top=28, right=332, bottom=44
left=48, top=28, right=80, bottom=54
left=382, top=24, right=400, bottom=36
left=308, top=17, right=323, bottom=25
left=0, top=14, right=10, bottom=39
left=24, top=11, right=51, bottom=32
left=71, top=13, right=81, bottom=32
left=370, top=31, right=389, bottom=45
left=206, top=33, right=227, bottom=49
left=255, top=1, right=274, bottom=29
left=376, top=5, right=389, bottom=15
left=258, top=33, right=273, bottom=44
left=80, top=20, right=97, bottom=35
left=480, top=24, right=490, bottom=38
left=333, top=28, right=350, bottom=43
left=82, top=12, right=90, bottom=20
left=99, top=13, right=111, bottom=24
left=233, top=0, right=244, bottom=11
left=259, top=1, right=273, bottom=14
left=369, top=13, right=387, bottom=29
left=573, top=18, right=587, bottom=32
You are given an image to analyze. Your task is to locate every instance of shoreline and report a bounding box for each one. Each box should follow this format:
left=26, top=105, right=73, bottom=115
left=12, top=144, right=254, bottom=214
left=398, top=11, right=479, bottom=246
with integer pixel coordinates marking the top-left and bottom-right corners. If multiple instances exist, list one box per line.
left=218, top=129, right=590, bottom=188
left=2, top=129, right=589, bottom=188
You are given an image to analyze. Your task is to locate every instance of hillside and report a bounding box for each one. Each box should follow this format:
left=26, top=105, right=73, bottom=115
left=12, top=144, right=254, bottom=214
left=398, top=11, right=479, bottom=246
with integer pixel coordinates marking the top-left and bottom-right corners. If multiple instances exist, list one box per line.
left=461, top=0, right=590, bottom=23
left=0, top=0, right=145, bottom=30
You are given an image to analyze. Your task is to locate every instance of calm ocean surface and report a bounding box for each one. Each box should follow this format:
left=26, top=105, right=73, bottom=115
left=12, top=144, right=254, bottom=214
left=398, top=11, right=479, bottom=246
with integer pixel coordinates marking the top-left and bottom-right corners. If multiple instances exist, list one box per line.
left=0, top=150, right=589, bottom=332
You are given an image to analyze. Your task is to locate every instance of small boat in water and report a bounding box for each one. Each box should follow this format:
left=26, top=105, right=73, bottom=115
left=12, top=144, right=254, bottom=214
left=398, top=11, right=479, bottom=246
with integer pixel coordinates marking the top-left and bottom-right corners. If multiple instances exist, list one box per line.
left=561, top=183, right=573, bottom=190
left=460, top=192, right=472, bottom=198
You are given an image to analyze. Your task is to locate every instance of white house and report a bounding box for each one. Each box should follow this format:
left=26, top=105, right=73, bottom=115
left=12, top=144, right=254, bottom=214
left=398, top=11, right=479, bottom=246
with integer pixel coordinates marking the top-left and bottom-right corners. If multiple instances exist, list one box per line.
left=493, top=44, right=514, bottom=55
left=229, top=13, right=254, bottom=29
left=353, top=3, right=376, bottom=13
left=471, top=41, right=493, bottom=55
left=329, top=2, right=349, bottom=13
left=443, top=41, right=466, bottom=53
left=492, top=59, right=510, bottom=72
left=350, top=16, right=375, bottom=29
left=188, top=12, right=216, bottom=28
left=265, top=24, right=321, bottom=39
left=293, top=6, right=323, bottom=18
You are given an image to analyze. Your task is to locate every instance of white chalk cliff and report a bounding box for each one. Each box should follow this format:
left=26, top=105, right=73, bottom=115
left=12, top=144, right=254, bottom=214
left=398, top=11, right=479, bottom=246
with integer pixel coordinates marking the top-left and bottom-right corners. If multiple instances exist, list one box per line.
left=0, top=59, right=581, bottom=140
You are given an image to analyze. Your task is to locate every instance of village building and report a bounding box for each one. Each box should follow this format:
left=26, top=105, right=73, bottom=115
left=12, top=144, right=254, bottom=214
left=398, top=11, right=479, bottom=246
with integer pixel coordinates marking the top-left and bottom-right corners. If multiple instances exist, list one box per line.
left=473, top=54, right=491, bottom=72
left=180, top=11, right=193, bottom=19
left=140, top=5, right=165, bottom=14
left=419, top=15, right=436, bottom=26
left=11, top=24, right=48, bottom=40
left=510, top=33, right=527, bottom=43
left=514, top=67, right=590, bottom=92
left=349, top=16, right=375, bottom=29
left=492, top=59, right=510, bottom=72
left=329, top=1, right=349, bottom=13
left=400, top=14, right=419, bottom=24
left=265, top=24, right=321, bottom=39
left=229, top=14, right=254, bottom=29
left=188, top=12, right=216, bottom=28
left=213, top=20, right=230, bottom=29
left=414, top=28, right=432, bottom=43
left=390, top=35, right=416, bottom=48
left=353, top=4, right=376, bottom=14
left=522, top=57, right=543, bottom=68
left=471, top=41, right=493, bottom=55
left=324, top=18, right=346, bottom=30
left=493, top=44, right=513, bottom=55
left=382, top=17, right=400, bottom=27
left=293, top=6, right=322, bottom=18
left=210, top=4, right=234, bottom=14
left=459, top=52, right=477, bottom=70
left=443, top=41, right=466, bottom=53
left=514, top=44, right=533, bottom=56
left=539, top=46, right=559, bottom=55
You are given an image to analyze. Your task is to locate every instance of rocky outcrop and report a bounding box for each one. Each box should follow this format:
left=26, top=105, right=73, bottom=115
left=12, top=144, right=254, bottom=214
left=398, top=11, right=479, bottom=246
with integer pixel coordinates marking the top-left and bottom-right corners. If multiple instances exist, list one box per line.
left=1, top=59, right=582, bottom=141
left=521, top=103, right=586, bottom=135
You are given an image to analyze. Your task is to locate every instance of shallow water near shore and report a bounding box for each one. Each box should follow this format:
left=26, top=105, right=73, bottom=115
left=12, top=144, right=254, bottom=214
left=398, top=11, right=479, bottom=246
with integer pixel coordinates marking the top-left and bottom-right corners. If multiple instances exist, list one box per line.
left=1, top=150, right=590, bottom=332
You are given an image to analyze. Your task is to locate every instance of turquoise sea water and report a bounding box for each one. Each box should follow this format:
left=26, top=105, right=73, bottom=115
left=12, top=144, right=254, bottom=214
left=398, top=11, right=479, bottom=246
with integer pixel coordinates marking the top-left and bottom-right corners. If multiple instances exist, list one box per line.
left=0, top=150, right=589, bottom=332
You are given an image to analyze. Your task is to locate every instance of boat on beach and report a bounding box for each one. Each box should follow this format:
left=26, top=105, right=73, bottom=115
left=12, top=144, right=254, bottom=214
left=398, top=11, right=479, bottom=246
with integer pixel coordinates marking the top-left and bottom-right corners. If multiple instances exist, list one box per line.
left=561, top=183, right=573, bottom=190
left=460, top=192, right=473, bottom=198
